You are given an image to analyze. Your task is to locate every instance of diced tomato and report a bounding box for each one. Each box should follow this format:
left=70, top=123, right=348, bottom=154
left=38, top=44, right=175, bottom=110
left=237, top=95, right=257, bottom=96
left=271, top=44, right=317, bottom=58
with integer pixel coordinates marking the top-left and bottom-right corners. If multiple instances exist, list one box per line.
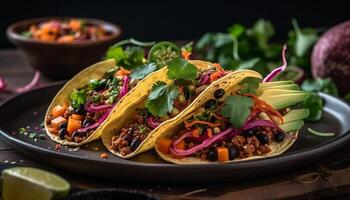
left=192, top=127, right=201, bottom=138
left=50, top=116, right=67, bottom=129
left=115, top=67, right=131, bottom=77
left=71, top=114, right=84, bottom=121
left=207, top=128, right=213, bottom=138
left=67, top=117, right=82, bottom=135
left=52, top=105, right=66, bottom=117
left=48, top=127, right=59, bottom=135
left=217, top=147, right=229, bottom=162
left=157, top=138, right=173, bottom=154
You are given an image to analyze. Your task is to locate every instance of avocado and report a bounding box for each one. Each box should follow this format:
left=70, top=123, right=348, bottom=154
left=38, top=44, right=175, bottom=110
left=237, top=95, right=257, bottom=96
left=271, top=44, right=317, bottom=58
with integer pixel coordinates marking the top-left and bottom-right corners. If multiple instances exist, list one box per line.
left=259, top=81, right=294, bottom=88
left=279, top=120, right=304, bottom=132
left=260, top=84, right=299, bottom=91
left=258, top=89, right=303, bottom=97
left=260, top=93, right=309, bottom=110
left=283, top=109, right=310, bottom=123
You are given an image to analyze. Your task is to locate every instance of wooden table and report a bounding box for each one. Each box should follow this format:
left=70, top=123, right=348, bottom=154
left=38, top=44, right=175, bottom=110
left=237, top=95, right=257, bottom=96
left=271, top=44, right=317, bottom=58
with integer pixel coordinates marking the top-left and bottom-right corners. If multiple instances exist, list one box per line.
left=1, top=49, right=350, bottom=200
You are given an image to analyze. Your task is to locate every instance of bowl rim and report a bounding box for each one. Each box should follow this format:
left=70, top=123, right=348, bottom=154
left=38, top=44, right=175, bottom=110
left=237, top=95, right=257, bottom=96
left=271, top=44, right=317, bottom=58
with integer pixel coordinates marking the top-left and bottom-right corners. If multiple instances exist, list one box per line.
left=6, top=17, right=122, bottom=47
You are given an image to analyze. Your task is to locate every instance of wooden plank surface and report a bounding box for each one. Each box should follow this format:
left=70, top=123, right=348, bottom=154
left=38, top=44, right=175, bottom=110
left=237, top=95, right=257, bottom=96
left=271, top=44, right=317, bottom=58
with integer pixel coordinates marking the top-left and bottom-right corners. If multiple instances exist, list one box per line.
left=1, top=49, right=350, bottom=200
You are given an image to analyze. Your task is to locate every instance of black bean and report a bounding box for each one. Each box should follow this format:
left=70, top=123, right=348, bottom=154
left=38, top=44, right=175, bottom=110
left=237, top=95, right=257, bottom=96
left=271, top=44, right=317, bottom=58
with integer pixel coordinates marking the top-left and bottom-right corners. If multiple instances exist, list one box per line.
left=184, top=86, right=191, bottom=100
left=228, top=146, right=237, bottom=160
left=204, top=99, right=216, bottom=109
left=123, top=134, right=132, bottom=144
left=274, top=131, right=285, bottom=143
left=96, top=79, right=107, bottom=90
left=256, top=133, right=269, bottom=145
left=74, top=105, right=85, bottom=115
left=83, top=119, right=93, bottom=127
left=243, top=129, right=257, bottom=137
left=59, top=128, right=68, bottom=140
left=72, top=131, right=86, bottom=139
left=59, top=122, right=67, bottom=129
left=207, top=149, right=218, bottom=161
left=130, top=138, right=141, bottom=151
left=214, top=89, right=225, bottom=99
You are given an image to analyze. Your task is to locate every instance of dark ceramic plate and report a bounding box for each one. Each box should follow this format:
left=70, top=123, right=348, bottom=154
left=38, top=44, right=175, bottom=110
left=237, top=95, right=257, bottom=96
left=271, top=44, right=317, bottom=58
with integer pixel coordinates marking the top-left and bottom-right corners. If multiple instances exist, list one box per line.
left=0, top=83, right=350, bottom=183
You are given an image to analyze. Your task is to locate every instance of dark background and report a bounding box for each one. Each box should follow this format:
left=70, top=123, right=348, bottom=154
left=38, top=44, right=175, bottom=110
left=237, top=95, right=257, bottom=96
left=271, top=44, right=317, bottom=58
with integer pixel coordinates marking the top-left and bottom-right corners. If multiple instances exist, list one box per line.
left=1, top=0, right=349, bottom=48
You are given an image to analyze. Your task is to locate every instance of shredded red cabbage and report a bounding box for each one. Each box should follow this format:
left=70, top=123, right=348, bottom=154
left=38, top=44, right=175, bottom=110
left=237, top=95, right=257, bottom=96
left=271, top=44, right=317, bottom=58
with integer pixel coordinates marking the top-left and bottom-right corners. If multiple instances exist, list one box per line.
left=85, top=101, right=113, bottom=112
left=15, top=71, right=41, bottom=93
left=263, top=44, right=287, bottom=82
left=146, top=116, right=160, bottom=129
left=243, top=119, right=281, bottom=131
left=0, top=77, right=6, bottom=92
left=199, top=71, right=211, bottom=85
left=118, top=76, right=129, bottom=99
left=77, top=107, right=113, bottom=133
left=170, top=128, right=234, bottom=156
left=170, top=119, right=282, bottom=156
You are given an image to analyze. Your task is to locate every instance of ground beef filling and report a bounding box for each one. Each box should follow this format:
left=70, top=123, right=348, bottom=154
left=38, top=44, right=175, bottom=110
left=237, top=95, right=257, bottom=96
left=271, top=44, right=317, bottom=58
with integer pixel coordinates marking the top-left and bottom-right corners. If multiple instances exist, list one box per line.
left=110, top=114, right=152, bottom=156
left=187, top=127, right=278, bottom=161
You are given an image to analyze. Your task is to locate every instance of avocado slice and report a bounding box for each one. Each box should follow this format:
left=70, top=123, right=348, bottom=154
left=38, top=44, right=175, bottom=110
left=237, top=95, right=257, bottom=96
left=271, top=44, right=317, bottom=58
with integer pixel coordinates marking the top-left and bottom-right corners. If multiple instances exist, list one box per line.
left=260, top=93, right=309, bottom=110
left=283, top=109, right=310, bottom=123
left=259, top=81, right=294, bottom=88
left=258, top=89, right=304, bottom=96
left=261, top=84, right=299, bottom=91
left=279, top=120, right=304, bottom=132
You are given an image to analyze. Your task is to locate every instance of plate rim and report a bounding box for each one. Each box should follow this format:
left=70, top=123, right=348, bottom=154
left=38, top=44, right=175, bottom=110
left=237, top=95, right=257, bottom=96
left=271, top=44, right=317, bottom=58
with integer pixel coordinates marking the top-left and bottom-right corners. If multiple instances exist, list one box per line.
left=0, top=83, right=350, bottom=170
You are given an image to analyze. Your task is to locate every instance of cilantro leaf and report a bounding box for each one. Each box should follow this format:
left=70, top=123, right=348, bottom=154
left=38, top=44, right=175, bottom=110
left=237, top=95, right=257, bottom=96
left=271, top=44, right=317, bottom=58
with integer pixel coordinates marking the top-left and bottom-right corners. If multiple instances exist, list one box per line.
left=145, top=84, right=179, bottom=117
left=291, top=19, right=318, bottom=57
left=237, top=58, right=260, bottom=70
left=301, top=78, right=338, bottom=96
left=69, top=89, right=87, bottom=109
left=239, top=77, right=261, bottom=95
left=130, top=63, right=157, bottom=80
left=247, top=18, right=275, bottom=49
left=220, top=96, right=254, bottom=128
left=148, top=81, right=167, bottom=100
left=167, top=58, right=198, bottom=81
left=303, top=93, right=323, bottom=121
left=106, top=46, right=145, bottom=69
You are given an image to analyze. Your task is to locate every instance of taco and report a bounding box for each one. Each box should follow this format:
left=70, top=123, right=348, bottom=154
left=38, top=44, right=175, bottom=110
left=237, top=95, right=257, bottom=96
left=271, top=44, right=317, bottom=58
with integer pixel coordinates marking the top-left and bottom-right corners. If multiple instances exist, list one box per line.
left=44, top=58, right=172, bottom=146
left=155, top=75, right=310, bottom=164
left=101, top=58, right=263, bottom=158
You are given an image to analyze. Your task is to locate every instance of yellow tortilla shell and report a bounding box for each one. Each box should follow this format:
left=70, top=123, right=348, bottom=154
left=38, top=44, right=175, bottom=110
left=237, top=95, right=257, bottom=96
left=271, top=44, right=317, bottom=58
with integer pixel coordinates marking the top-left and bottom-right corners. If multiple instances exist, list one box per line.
left=156, top=116, right=298, bottom=164
left=155, top=78, right=299, bottom=164
left=45, top=59, right=171, bottom=146
left=101, top=63, right=262, bottom=158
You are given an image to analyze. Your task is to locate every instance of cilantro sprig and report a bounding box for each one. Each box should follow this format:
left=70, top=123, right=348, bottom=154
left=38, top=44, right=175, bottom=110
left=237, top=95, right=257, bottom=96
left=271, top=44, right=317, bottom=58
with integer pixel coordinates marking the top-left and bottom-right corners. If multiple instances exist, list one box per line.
left=145, top=81, right=179, bottom=117
left=220, top=96, right=254, bottom=128
left=145, top=58, right=198, bottom=116
left=130, top=63, right=157, bottom=80
left=239, top=77, right=261, bottom=95
left=167, top=58, right=198, bottom=81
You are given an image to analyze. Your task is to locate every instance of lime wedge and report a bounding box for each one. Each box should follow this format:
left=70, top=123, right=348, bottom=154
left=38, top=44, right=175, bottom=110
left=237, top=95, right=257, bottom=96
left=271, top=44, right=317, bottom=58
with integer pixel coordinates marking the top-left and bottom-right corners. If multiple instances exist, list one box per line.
left=2, top=167, right=70, bottom=200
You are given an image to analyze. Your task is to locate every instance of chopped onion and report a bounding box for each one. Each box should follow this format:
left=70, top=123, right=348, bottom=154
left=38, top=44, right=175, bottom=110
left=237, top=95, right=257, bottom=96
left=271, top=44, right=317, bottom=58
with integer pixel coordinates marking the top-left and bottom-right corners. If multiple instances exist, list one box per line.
left=15, top=71, right=41, bottom=93
left=118, top=76, right=129, bottom=99
left=263, top=44, right=287, bottom=82
left=0, top=77, right=6, bottom=92
left=146, top=116, right=161, bottom=129
left=170, top=128, right=233, bottom=156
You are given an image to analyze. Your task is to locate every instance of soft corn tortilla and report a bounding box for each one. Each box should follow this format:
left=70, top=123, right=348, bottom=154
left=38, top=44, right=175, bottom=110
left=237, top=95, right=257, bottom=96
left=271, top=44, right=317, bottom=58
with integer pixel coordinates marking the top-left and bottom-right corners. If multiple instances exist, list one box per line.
left=155, top=77, right=299, bottom=164
left=101, top=63, right=262, bottom=158
left=155, top=112, right=298, bottom=164
left=45, top=59, right=171, bottom=146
